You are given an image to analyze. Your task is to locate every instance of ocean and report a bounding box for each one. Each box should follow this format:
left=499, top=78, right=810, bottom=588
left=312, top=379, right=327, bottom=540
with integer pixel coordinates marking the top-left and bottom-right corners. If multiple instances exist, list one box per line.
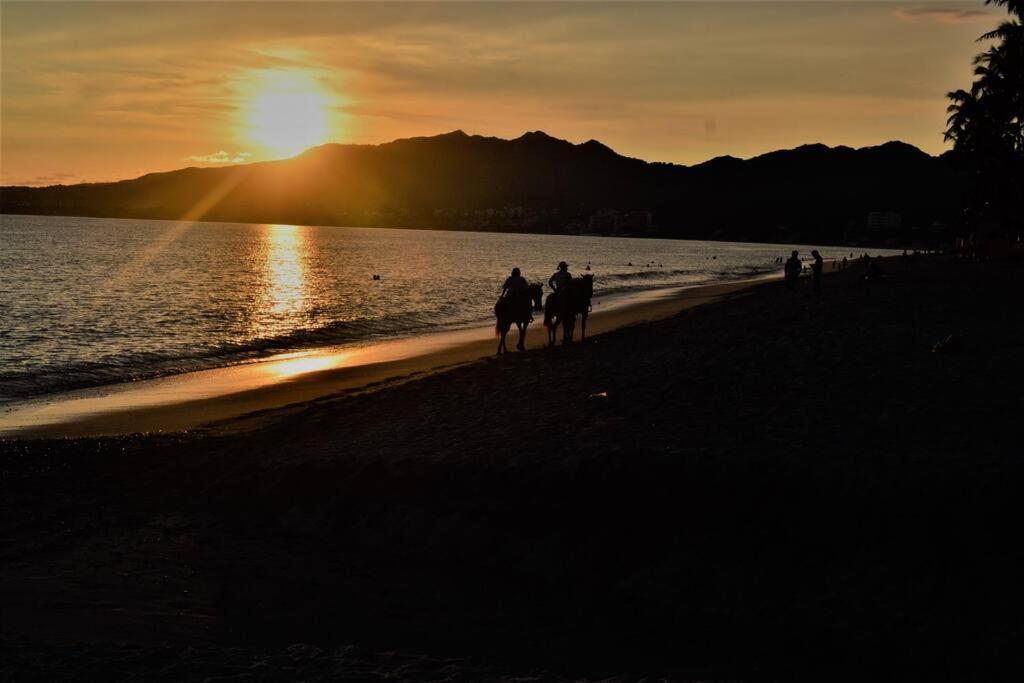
left=0, top=214, right=887, bottom=404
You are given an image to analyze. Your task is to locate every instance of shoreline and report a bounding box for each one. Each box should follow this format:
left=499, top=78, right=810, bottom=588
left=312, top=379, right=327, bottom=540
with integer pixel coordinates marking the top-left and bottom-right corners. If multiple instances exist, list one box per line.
left=0, top=274, right=778, bottom=439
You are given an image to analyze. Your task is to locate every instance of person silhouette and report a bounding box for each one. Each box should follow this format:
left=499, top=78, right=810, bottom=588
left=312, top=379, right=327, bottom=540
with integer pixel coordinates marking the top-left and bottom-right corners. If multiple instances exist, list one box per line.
left=501, top=267, right=527, bottom=299
left=811, top=249, right=824, bottom=295
left=546, top=261, right=573, bottom=327
left=548, top=261, right=572, bottom=294
left=864, top=255, right=884, bottom=281
left=784, top=250, right=801, bottom=297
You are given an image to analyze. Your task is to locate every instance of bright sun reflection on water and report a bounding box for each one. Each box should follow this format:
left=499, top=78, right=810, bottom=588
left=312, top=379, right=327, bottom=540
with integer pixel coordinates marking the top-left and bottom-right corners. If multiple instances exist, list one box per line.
left=258, top=224, right=308, bottom=331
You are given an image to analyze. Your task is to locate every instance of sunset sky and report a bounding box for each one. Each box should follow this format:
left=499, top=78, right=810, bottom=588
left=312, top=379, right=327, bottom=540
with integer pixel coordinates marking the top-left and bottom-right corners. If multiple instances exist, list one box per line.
left=0, top=1, right=1002, bottom=186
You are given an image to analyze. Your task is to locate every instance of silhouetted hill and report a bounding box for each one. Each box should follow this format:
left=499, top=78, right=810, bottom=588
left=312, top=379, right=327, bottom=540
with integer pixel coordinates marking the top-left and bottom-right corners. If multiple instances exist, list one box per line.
left=0, top=131, right=963, bottom=246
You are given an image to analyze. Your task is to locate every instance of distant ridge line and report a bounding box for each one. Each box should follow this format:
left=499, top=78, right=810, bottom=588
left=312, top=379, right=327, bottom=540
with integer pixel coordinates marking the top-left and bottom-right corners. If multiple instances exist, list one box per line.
left=1, top=130, right=961, bottom=247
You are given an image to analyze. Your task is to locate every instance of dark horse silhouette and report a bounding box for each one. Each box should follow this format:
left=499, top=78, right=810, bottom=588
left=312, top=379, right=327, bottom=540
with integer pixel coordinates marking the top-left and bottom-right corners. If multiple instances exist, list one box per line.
left=494, top=284, right=544, bottom=355
left=545, top=274, right=594, bottom=345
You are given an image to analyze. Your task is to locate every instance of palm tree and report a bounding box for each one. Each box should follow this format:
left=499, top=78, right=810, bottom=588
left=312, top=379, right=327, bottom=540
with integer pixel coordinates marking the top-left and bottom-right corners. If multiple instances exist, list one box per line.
left=984, top=0, right=1022, bottom=18
left=945, top=1, right=1023, bottom=235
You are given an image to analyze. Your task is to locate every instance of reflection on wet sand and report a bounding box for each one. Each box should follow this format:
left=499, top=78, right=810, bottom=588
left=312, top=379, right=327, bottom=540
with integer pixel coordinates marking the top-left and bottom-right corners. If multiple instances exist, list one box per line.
left=262, top=352, right=343, bottom=379
left=0, top=329, right=488, bottom=437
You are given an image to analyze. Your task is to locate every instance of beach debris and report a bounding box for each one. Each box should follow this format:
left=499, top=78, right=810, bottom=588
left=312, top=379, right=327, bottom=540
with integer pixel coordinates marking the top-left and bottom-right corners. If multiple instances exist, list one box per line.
left=588, top=391, right=608, bottom=399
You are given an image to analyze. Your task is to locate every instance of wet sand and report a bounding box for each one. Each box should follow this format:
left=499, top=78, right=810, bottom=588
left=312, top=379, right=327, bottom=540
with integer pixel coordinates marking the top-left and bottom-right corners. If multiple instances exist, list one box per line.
left=2, top=255, right=1022, bottom=680
left=0, top=276, right=773, bottom=438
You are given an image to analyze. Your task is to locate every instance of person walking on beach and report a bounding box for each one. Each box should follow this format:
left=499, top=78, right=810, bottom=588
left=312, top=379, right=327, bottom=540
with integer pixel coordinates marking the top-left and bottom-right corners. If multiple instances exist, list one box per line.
left=784, top=250, right=801, bottom=297
left=811, top=250, right=824, bottom=295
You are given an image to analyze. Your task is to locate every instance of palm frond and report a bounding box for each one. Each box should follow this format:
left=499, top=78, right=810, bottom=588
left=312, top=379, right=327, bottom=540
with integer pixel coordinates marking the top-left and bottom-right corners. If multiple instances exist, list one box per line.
left=985, top=0, right=1023, bottom=20
left=980, top=20, right=1024, bottom=42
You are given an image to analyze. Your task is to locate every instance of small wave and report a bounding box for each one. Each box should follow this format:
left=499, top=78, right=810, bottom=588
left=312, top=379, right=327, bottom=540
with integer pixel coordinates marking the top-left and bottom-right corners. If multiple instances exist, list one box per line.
left=0, top=309, right=472, bottom=404
left=592, top=265, right=776, bottom=300
left=598, top=267, right=700, bottom=281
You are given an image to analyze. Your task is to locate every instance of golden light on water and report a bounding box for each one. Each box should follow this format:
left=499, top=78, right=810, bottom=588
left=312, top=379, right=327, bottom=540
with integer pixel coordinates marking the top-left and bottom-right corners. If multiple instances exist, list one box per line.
left=264, top=224, right=307, bottom=318
left=240, top=69, right=337, bottom=158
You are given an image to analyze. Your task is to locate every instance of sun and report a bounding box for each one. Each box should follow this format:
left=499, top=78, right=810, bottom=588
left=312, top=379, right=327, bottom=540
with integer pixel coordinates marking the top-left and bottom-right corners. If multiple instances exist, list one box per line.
left=241, top=70, right=337, bottom=158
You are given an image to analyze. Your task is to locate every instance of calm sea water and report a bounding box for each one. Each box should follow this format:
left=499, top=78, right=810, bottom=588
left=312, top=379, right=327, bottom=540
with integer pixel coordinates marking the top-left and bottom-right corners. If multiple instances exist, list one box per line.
left=0, top=214, right=886, bottom=403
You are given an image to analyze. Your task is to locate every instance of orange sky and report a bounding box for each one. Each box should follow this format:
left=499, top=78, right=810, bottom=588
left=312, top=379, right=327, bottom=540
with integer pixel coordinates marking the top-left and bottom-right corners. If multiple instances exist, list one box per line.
left=0, top=1, right=1000, bottom=186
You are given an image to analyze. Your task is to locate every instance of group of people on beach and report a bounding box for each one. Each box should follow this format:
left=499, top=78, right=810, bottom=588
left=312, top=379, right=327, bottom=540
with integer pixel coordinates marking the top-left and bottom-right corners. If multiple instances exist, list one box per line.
left=783, top=249, right=890, bottom=296
left=494, top=260, right=596, bottom=353
left=500, top=260, right=574, bottom=323
left=783, top=249, right=825, bottom=297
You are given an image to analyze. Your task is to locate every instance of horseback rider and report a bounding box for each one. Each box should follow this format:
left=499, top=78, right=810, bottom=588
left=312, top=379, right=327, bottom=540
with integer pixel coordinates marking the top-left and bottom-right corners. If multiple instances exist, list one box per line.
left=548, top=261, right=572, bottom=295
left=545, top=261, right=572, bottom=327
left=501, top=267, right=528, bottom=299
left=499, top=267, right=534, bottom=323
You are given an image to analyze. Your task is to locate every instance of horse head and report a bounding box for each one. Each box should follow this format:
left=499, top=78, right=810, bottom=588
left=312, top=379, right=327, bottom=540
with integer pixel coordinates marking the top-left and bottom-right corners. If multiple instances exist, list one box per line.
left=578, top=274, right=594, bottom=298
left=529, top=283, right=544, bottom=311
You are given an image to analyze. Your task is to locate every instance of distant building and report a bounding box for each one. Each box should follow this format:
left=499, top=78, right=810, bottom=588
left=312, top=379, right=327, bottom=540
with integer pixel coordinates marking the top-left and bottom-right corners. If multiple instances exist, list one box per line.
left=867, top=211, right=902, bottom=231
left=587, top=208, right=653, bottom=234
left=588, top=208, right=618, bottom=233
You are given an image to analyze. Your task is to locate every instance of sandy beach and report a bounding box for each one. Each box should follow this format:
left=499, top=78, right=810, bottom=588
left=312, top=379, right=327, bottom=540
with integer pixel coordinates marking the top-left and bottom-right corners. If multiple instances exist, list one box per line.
left=2, top=255, right=1022, bottom=680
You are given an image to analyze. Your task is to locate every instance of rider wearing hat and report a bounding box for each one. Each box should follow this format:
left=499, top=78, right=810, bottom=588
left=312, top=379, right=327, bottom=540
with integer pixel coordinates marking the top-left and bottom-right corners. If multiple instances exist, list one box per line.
left=548, top=261, right=572, bottom=294
left=545, top=261, right=573, bottom=327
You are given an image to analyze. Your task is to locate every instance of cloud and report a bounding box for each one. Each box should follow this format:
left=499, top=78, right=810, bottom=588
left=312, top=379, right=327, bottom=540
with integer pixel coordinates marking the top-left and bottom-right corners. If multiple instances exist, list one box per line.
left=894, top=8, right=992, bottom=24
left=186, top=150, right=251, bottom=164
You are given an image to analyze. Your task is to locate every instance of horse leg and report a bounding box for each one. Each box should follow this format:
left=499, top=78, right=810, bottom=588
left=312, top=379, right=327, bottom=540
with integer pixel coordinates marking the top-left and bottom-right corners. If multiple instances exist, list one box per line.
left=516, top=322, right=526, bottom=351
left=497, top=323, right=507, bottom=355
left=581, top=311, right=588, bottom=341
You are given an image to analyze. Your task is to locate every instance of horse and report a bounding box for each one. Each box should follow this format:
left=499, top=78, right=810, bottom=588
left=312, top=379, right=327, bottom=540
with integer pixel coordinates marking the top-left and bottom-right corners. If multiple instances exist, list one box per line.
left=495, top=284, right=544, bottom=355
left=544, top=274, right=594, bottom=345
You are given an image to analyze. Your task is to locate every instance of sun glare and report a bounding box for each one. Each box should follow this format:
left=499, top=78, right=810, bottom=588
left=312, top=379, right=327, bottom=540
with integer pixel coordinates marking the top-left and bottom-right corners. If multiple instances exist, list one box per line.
left=241, top=70, right=337, bottom=158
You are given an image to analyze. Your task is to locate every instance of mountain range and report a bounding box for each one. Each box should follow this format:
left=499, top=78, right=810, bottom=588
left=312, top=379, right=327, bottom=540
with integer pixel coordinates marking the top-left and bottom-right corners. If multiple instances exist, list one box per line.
left=0, top=130, right=964, bottom=246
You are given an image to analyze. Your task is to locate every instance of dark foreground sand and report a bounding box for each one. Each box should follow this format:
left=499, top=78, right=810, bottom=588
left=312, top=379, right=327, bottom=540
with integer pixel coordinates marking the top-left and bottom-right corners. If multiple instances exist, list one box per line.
left=2, top=256, right=1022, bottom=680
